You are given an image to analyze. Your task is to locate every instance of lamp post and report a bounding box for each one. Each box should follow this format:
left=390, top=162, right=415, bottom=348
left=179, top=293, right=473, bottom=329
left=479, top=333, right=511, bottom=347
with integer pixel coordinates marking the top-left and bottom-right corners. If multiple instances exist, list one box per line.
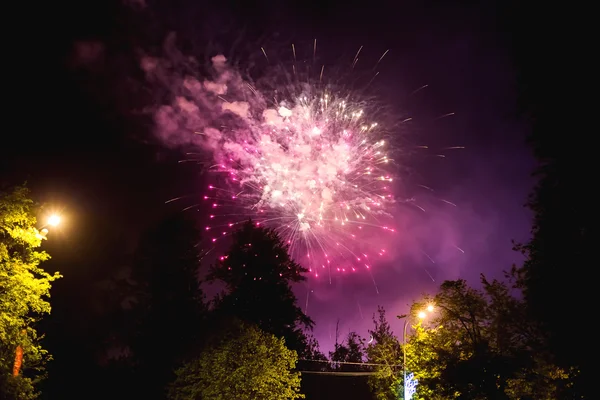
left=398, top=304, right=434, bottom=400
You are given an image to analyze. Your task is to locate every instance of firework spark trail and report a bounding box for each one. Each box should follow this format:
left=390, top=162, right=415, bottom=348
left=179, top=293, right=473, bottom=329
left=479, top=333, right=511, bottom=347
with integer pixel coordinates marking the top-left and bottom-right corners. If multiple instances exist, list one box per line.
left=144, top=49, right=400, bottom=279
left=147, top=40, right=470, bottom=286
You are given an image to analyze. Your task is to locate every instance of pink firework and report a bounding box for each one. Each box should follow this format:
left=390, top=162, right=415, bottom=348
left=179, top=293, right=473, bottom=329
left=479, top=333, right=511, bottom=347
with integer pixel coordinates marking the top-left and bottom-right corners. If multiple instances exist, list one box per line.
left=150, top=48, right=398, bottom=279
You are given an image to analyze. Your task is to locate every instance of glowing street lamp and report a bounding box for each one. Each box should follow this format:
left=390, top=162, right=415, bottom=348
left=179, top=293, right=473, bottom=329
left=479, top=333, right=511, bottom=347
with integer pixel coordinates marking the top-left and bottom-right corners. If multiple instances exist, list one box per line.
left=36, top=214, right=62, bottom=241
left=398, top=304, right=435, bottom=400
left=47, top=214, right=61, bottom=227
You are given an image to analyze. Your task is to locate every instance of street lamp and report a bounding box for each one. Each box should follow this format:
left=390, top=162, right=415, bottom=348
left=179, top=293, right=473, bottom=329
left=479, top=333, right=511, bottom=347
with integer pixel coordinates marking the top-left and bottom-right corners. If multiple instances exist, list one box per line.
left=37, top=214, right=62, bottom=240
left=47, top=214, right=61, bottom=227
left=398, top=304, right=434, bottom=400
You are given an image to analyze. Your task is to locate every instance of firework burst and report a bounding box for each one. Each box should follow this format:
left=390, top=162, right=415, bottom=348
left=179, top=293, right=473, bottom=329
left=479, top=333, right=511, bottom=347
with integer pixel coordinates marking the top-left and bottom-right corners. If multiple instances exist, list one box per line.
left=149, top=43, right=401, bottom=280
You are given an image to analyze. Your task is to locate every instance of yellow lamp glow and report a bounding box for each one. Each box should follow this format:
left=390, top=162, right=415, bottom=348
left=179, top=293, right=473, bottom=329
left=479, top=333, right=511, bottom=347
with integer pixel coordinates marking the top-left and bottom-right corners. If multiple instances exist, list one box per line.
left=48, top=215, right=61, bottom=227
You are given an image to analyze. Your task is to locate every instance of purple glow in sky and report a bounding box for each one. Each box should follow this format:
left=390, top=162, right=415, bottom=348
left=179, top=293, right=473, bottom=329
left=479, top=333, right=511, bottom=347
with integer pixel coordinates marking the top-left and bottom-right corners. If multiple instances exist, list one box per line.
left=54, top=0, right=534, bottom=354
left=299, top=33, right=534, bottom=351
left=142, top=31, right=533, bottom=352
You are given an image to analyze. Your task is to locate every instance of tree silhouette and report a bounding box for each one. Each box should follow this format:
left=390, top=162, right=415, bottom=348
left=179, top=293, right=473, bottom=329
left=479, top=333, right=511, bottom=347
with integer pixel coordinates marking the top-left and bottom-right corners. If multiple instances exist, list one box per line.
left=297, top=333, right=328, bottom=372
left=126, top=215, right=207, bottom=399
left=207, top=220, right=313, bottom=354
left=329, top=326, right=366, bottom=373
left=507, top=1, right=593, bottom=396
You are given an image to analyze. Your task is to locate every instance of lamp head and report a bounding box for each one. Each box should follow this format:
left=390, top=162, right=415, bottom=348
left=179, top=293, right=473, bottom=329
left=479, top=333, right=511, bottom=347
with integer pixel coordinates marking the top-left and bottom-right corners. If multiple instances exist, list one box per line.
left=48, top=215, right=61, bottom=227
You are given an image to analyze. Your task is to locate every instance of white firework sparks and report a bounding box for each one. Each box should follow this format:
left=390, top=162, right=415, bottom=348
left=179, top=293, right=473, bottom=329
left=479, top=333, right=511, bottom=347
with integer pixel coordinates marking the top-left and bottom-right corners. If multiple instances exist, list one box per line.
left=150, top=49, right=398, bottom=278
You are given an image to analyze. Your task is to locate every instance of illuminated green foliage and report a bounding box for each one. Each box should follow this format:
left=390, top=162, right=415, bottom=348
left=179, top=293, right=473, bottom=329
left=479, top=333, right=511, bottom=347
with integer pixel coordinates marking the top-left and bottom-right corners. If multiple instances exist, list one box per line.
left=168, top=321, right=304, bottom=400
left=366, top=307, right=402, bottom=400
left=405, top=278, right=570, bottom=399
left=404, top=323, right=455, bottom=400
left=0, top=186, right=61, bottom=399
left=504, top=354, right=572, bottom=399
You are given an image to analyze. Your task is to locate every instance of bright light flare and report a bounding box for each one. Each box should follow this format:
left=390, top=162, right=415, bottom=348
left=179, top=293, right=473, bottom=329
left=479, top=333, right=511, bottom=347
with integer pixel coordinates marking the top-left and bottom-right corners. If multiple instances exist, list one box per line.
left=417, top=311, right=427, bottom=319
left=47, top=215, right=61, bottom=227
left=204, top=91, right=396, bottom=276
left=426, top=304, right=434, bottom=312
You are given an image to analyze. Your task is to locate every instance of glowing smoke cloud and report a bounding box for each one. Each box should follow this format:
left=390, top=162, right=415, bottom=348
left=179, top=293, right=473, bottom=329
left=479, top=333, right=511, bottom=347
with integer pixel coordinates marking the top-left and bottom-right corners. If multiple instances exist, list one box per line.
left=145, top=50, right=397, bottom=279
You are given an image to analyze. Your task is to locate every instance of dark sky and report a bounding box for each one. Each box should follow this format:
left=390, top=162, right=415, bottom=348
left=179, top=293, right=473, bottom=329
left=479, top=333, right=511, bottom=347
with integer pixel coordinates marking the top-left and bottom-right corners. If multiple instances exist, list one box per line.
left=2, top=0, right=534, bottom=353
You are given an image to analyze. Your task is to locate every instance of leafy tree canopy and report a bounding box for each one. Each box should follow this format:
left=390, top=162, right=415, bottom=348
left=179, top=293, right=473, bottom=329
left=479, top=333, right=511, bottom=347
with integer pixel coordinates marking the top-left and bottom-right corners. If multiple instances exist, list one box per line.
left=367, top=307, right=402, bottom=400
left=404, top=277, right=569, bottom=400
left=168, top=320, right=304, bottom=400
left=0, top=185, right=61, bottom=399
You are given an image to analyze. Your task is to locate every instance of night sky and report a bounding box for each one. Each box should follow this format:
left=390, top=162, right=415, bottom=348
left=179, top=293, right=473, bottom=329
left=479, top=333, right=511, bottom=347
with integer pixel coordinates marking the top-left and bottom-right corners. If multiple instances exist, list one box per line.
left=2, top=0, right=534, bottom=354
